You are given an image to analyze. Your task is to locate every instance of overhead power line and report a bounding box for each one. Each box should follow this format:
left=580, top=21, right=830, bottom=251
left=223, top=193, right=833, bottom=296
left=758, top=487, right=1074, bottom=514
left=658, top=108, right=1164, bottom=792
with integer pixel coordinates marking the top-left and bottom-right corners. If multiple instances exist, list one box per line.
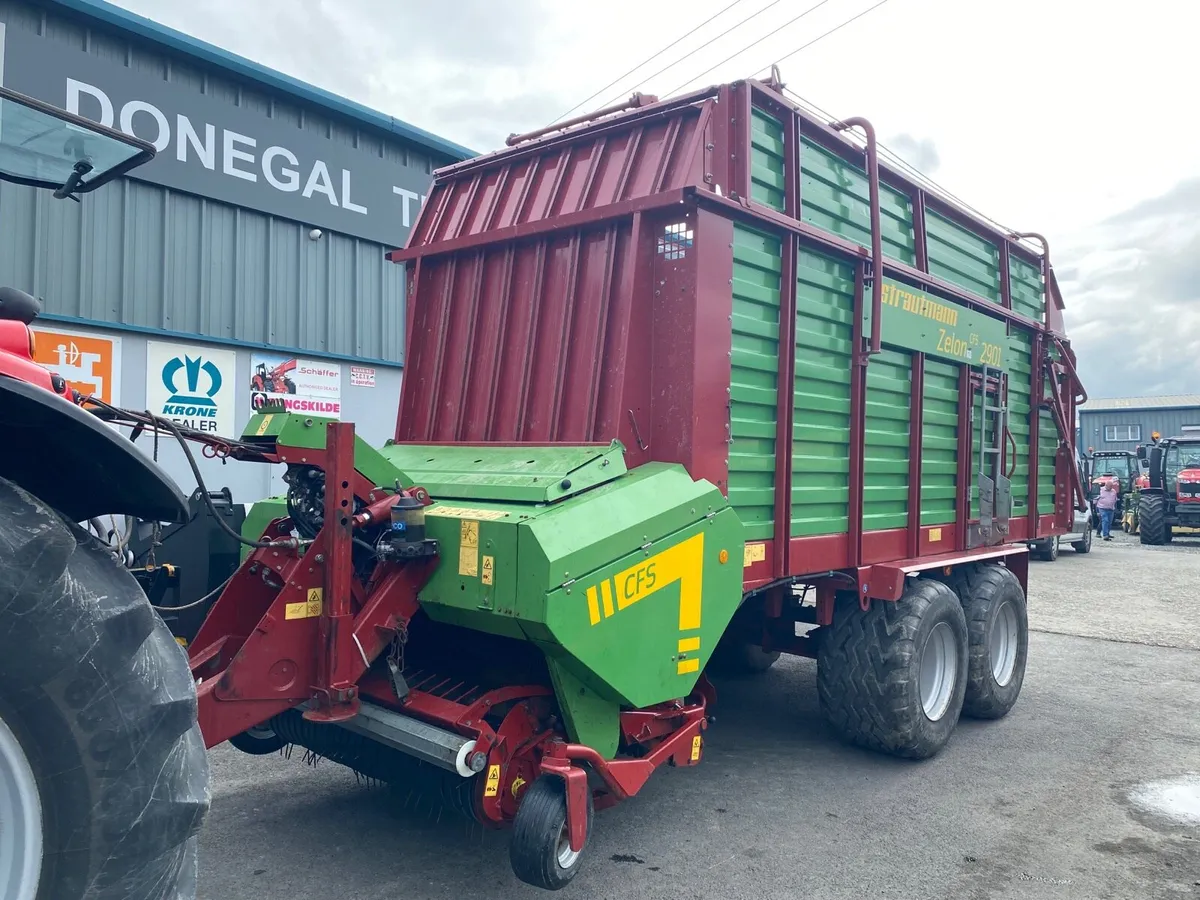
left=663, top=0, right=838, bottom=97
left=551, top=0, right=751, bottom=125
left=594, top=0, right=790, bottom=111
left=769, top=0, right=892, bottom=69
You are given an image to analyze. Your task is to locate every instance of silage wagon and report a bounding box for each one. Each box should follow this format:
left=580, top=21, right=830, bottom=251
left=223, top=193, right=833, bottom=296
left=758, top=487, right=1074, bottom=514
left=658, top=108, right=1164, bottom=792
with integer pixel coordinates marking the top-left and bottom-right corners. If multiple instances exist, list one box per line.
left=174, top=76, right=1084, bottom=890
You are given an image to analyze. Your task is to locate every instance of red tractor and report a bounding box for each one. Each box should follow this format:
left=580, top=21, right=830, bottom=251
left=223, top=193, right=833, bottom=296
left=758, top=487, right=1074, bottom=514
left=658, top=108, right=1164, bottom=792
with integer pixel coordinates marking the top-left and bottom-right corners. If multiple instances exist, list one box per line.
left=0, top=87, right=208, bottom=900
left=1136, top=436, right=1200, bottom=543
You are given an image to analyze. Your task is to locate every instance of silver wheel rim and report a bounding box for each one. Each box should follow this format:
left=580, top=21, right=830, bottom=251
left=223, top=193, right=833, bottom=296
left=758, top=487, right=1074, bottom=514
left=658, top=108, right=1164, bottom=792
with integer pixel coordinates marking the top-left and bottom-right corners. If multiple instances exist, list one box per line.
left=989, top=600, right=1020, bottom=687
left=245, top=724, right=276, bottom=741
left=555, top=822, right=581, bottom=870
left=919, top=621, right=958, bottom=721
left=0, top=714, right=43, bottom=900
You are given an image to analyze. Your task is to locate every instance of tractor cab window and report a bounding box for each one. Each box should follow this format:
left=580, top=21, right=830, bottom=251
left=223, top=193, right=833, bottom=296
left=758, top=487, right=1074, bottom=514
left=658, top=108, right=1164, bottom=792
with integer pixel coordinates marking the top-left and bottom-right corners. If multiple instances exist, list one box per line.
left=1163, top=444, right=1200, bottom=493
left=0, top=86, right=153, bottom=196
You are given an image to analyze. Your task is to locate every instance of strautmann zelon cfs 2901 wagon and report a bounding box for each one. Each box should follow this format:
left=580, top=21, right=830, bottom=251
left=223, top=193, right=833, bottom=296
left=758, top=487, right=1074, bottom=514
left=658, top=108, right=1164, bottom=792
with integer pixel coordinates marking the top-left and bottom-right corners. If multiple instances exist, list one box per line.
left=190, top=75, right=1087, bottom=889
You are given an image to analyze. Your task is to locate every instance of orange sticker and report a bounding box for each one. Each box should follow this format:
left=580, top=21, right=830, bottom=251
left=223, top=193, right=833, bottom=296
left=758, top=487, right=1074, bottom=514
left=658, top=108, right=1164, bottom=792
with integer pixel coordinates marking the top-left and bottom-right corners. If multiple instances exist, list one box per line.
left=32, top=326, right=121, bottom=404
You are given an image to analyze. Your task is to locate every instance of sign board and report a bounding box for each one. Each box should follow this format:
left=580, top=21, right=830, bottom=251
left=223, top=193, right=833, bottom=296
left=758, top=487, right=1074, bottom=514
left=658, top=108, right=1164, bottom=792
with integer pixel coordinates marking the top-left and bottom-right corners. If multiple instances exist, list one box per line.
left=250, top=352, right=341, bottom=418
left=866, top=278, right=1009, bottom=368
left=31, top=325, right=122, bottom=404
left=2, top=29, right=434, bottom=245
left=146, top=340, right=237, bottom=435
left=350, top=365, right=376, bottom=388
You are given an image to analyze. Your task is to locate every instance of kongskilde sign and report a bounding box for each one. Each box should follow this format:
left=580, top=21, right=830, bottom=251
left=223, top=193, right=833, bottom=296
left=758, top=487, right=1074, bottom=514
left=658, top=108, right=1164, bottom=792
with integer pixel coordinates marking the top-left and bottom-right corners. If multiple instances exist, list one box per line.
left=2, top=28, right=435, bottom=245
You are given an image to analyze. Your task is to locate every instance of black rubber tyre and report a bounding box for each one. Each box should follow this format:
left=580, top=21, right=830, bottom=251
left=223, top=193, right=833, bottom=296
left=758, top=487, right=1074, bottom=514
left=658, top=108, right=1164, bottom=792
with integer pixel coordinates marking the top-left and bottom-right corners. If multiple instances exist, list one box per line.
left=509, top=776, right=594, bottom=890
left=1072, top=523, right=1093, bottom=554
left=930, top=565, right=1028, bottom=720
left=0, top=477, right=209, bottom=900
left=707, top=632, right=781, bottom=675
left=1043, top=537, right=1059, bottom=561
left=1139, top=494, right=1171, bottom=545
left=229, top=724, right=286, bottom=756
left=817, top=580, right=968, bottom=760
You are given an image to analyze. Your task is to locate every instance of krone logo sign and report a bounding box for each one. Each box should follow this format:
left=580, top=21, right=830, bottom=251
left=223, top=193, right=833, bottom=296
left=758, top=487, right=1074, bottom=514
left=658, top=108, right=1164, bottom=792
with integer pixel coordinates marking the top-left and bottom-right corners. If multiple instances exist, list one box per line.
left=146, top=340, right=237, bottom=436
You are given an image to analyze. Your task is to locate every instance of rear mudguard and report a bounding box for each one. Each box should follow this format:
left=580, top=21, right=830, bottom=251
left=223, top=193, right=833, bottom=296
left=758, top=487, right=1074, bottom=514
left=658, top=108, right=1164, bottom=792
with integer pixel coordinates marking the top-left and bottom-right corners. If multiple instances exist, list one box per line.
left=0, top=375, right=188, bottom=523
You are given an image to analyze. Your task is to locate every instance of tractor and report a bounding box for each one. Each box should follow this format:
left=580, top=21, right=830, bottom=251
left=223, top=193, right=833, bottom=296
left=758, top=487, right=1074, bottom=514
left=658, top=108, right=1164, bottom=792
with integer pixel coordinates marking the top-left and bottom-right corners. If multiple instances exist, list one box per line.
left=1137, top=435, right=1200, bottom=544
left=1081, top=448, right=1141, bottom=531
left=0, top=86, right=208, bottom=900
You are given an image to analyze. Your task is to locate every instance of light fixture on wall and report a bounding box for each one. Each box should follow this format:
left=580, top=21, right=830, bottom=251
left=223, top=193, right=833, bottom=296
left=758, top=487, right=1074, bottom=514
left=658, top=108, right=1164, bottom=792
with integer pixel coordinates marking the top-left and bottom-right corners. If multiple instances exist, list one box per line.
left=308, top=228, right=324, bottom=241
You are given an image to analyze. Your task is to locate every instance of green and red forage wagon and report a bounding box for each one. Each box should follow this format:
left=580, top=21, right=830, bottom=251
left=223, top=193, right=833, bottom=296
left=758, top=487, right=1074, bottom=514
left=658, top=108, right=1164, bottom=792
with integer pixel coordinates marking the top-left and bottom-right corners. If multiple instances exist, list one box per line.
left=0, top=76, right=1087, bottom=894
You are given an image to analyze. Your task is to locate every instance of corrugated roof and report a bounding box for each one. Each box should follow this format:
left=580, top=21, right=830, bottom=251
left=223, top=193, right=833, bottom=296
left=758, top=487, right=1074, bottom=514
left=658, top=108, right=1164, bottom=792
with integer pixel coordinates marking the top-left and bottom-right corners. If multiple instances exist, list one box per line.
left=1081, top=395, right=1200, bottom=411
left=47, top=0, right=477, bottom=163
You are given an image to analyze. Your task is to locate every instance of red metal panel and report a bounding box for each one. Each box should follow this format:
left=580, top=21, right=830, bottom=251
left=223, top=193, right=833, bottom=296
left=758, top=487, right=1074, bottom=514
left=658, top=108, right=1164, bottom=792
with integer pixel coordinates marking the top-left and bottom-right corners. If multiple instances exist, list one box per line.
left=789, top=533, right=851, bottom=574
left=847, top=263, right=867, bottom=567
left=861, top=528, right=909, bottom=565
left=955, top=365, right=972, bottom=550
left=907, top=353, right=926, bottom=558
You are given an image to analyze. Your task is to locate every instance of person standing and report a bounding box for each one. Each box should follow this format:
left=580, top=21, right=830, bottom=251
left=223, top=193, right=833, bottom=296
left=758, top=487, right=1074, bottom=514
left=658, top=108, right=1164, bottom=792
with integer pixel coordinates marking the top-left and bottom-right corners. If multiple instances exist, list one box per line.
left=1095, top=479, right=1119, bottom=541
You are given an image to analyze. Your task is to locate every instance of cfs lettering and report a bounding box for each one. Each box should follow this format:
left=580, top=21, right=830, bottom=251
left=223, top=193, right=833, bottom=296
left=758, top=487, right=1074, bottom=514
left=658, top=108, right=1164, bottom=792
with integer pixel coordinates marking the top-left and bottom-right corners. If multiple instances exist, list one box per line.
left=623, top=562, right=657, bottom=601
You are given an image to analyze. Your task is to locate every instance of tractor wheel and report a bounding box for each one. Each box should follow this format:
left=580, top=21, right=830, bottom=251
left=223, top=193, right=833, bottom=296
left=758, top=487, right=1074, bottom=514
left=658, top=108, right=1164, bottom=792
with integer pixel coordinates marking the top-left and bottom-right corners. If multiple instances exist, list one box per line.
left=707, top=632, right=781, bottom=675
left=229, top=723, right=286, bottom=756
left=1139, top=495, right=1171, bottom=545
left=0, top=477, right=209, bottom=900
left=1072, top=523, right=1093, bottom=554
left=509, top=775, right=593, bottom=891
left=930, top=565, right=1028, bottom=720
left=817, top=580, right=968, bottom=760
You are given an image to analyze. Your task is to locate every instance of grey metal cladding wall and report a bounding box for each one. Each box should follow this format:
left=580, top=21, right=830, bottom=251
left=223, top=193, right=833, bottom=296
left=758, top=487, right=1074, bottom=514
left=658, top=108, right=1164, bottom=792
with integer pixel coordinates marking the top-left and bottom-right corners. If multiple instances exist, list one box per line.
left=1079, top=408, right=1200, bottom=451
left=0, top=179, right=407, bottom=362
left=0, top=0, right=425, bottom=363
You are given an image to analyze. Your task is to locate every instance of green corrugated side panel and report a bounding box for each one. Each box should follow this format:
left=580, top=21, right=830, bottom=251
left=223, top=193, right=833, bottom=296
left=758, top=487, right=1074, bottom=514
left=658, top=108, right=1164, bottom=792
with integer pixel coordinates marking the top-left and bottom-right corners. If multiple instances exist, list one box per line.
left=863, top=347, right=912, bottom=531
left=920, top=358, right=959, bottom=526
left=800, top=138, right=916, bottom=266
left=1009, top=256, right=1043, bottom=323
left=1006, top=330, right=1034, bottom=513
left=730, top=224, right=782, bottom=541
left=750, top=109, right=786, bottom=212
left=926, top=208, right=1001, bottom=304
left=791, top=248, right=855, bottom=536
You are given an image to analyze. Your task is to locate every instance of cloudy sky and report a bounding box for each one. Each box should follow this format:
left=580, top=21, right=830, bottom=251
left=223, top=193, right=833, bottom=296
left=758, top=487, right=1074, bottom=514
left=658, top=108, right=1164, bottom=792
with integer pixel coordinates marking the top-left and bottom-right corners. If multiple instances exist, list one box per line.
left=111, top=0, right=1200, bottom=401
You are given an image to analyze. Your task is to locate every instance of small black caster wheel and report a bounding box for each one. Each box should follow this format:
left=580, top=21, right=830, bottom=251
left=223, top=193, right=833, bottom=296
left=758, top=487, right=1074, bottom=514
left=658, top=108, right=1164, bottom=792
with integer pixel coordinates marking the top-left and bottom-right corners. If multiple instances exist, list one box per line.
left=228, top=723, right=285, bottom=756
left=509, top=776, right=594, bottom=890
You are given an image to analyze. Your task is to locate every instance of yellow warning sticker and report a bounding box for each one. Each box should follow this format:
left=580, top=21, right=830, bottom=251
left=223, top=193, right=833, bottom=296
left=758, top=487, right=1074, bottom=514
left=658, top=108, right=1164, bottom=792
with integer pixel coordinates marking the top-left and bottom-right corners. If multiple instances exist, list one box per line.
left=743, top=542, right=766, bottom=568
left=484, top=764, right=501, bottom=797
left=255, top=414, right=275, bottom=436
left=285, top=588, right=323, bottom=620
left=428, top=506, right=509, bottom=521
left=459, top=520, right=479, bottom=578
left=481, top=555, right=494, bottom=586
left=690, top=735, right=702, bottom=762
left=511, top=775, right=526, bottom=798
left=929, top=527, right=943, bottom=542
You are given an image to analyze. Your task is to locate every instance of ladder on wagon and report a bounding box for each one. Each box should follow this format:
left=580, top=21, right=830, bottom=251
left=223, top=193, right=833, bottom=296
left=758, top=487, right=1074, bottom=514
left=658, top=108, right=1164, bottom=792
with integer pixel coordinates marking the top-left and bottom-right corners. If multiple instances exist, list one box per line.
left=971, top=363, right=1012, bottom=547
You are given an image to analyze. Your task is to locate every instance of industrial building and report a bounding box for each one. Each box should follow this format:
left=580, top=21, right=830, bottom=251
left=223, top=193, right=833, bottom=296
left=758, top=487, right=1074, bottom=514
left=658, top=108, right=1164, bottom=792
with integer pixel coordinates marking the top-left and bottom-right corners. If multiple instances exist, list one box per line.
left=0, top=0, right=473, bottom=502
left=1078, top=395, right=1200, bottom=453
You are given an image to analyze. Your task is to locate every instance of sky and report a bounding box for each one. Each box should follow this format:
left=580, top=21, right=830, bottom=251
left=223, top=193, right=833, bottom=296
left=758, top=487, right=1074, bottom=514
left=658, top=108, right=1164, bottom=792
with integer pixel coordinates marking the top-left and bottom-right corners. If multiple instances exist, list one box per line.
left=110, top=0, right=1200, bottom=401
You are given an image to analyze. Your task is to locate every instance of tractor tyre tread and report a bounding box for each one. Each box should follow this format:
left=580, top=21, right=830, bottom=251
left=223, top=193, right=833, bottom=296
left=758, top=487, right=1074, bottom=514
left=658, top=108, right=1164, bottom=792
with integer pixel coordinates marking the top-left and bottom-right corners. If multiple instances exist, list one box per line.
left=509, top=776, right=593, bottom=891
left=816, top=580, right=967, bottom=760
left=1139, top=494, right=1170, bottom=545
left=0, top=477, right=209, bottom=900
left=929, top=564, right=1028, bottom=719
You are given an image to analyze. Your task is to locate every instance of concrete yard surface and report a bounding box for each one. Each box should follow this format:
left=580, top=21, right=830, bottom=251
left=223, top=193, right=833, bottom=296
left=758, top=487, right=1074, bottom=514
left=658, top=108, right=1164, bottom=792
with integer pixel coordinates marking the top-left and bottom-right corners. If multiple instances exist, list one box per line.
left=198, top=533, right=1200, bottom=899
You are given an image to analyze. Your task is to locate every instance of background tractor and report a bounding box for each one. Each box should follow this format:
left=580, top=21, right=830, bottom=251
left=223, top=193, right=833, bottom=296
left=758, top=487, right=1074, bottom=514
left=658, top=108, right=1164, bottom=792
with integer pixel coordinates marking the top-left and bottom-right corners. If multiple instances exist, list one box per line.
left=0, top=87, right=208, bottom=900
left=1081, top=449, right=1141, bottom=531
left=1137, top=436, right=1200, bottom=544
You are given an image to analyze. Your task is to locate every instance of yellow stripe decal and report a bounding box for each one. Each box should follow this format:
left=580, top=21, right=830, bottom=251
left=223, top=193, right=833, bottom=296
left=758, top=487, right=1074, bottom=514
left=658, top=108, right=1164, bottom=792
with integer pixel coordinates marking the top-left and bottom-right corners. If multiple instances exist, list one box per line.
left=677, top=637, right=700, bottom=653
left=677, top=658, right=700, bottom=675
left=600, top=579, right=615, bottom=618
left=586, top=586, right=600, bottom=626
